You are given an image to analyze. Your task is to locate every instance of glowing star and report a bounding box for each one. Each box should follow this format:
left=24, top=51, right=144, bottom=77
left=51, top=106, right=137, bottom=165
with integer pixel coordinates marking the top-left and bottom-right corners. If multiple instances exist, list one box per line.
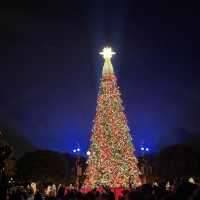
left=100, top=47, right=116, bottom=59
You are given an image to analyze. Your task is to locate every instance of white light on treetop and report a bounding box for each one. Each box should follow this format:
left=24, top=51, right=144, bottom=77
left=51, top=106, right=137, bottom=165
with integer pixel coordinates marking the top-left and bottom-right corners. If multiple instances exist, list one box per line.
left=100, top=47, right=115, bottom=59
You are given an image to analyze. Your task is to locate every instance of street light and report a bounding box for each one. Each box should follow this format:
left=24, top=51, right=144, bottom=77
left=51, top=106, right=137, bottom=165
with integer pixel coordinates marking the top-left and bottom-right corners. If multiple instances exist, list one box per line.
left=141, top=147, right=145, bottom=151
left=140, top=145, right=152, bottom=184
left=72, top=144, right=82, bottom=189
left=140, top=146, right=150, bottom=152
left=73, top=149, right=77, bottom=153
left=72, top=148, right=81, bottom=154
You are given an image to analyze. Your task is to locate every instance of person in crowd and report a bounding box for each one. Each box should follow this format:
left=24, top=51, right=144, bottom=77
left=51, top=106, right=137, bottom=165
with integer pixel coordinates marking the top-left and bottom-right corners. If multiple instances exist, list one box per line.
left=27, top=187, right=35, bottom=200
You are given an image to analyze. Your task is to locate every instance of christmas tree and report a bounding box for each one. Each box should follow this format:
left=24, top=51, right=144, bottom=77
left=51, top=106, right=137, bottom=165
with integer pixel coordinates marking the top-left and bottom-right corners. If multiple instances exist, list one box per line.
left=83, top=47, right=141, bottom=188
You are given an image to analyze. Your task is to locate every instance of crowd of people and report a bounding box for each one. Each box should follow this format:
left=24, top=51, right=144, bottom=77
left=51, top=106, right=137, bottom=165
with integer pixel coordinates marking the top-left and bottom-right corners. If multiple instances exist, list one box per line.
left=4, top=178, right=200, bottom=200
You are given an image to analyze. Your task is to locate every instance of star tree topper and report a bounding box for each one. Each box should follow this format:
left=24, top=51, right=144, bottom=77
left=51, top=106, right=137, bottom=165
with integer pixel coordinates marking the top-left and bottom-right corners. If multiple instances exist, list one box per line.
left=100, top=47, right=116, bottom=59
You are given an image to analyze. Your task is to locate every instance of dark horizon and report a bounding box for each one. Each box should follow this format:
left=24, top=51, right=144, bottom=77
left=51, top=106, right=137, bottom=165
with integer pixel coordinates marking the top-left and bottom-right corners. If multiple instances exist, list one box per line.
left=0, top=0, right=200, bottom=156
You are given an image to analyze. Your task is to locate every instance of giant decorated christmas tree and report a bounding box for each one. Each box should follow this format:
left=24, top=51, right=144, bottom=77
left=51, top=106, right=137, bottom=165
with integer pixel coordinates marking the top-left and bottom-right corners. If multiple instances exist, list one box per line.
left=83, top=47, right=141, bottom=188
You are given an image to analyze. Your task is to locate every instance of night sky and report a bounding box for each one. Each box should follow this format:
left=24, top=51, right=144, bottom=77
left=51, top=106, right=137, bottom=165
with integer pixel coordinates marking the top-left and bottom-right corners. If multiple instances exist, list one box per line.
left=0, top=1, right=200, bottom=156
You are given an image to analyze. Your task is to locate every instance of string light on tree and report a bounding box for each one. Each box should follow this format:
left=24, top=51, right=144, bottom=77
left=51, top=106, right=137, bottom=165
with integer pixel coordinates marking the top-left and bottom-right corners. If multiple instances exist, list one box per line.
left=83, top=47, right=141, bottom=189
left=86, top=151, right=91, bottom=156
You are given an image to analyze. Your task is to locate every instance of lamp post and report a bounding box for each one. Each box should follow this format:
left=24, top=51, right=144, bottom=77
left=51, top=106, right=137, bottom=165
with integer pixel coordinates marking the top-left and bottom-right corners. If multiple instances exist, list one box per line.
left=140, top=145, right=152, bottom=184
left=72, top=144, right=82, bottom=189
